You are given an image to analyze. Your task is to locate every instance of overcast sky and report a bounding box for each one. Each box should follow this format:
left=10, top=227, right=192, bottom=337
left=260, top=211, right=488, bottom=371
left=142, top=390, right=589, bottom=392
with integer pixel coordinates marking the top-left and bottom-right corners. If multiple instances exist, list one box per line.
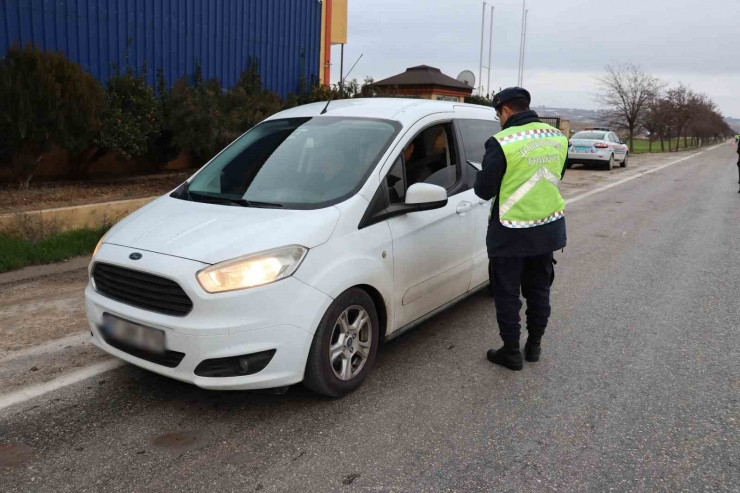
left=330, top=0, right=740, bottom=117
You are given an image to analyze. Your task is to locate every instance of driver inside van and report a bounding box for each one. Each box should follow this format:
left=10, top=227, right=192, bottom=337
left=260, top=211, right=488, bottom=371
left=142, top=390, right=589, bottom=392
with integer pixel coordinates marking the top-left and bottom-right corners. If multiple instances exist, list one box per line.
left=406, top=126, right=448, bottom=186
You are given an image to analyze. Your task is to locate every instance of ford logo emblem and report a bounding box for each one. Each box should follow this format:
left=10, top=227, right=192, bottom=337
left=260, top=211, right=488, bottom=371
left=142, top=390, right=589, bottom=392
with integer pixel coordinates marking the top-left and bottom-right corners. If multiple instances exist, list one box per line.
left=129, top=253, right=143, bottom=260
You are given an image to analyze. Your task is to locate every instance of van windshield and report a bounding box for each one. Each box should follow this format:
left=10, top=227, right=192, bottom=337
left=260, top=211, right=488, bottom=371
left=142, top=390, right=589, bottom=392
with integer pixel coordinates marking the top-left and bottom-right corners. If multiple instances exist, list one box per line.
left=182, top=117, right=401, bottom=210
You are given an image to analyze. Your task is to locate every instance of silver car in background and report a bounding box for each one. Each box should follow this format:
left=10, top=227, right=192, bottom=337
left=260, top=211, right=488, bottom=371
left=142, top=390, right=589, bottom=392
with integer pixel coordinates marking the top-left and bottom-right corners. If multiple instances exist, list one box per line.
left=568, top=130, right=629, bottom=170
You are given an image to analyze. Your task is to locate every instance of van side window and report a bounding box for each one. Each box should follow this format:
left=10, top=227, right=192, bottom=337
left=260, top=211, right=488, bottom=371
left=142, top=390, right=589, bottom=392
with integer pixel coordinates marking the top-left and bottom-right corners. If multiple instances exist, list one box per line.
left=386, top=156, right=406, bottom=204
left=387, top=123, right=460, bottom=204
left=458, top=119, right=501, bottom=164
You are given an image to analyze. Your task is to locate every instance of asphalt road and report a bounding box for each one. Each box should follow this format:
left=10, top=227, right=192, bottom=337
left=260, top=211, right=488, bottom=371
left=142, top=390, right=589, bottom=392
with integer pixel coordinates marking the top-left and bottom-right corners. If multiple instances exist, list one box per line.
left=2, top=145, right=739, bottom=492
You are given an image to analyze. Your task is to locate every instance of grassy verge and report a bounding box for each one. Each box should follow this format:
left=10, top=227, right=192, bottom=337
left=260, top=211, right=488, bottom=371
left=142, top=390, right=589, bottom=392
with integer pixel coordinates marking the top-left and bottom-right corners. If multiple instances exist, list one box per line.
left=631, top=138, right=702, bottom=154
left=0, top=226, right=109, bottom=273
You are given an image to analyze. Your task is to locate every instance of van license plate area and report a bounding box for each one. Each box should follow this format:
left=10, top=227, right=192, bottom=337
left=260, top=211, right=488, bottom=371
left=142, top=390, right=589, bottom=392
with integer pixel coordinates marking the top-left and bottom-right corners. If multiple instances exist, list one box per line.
left=102, top=313, right=166, bottom=354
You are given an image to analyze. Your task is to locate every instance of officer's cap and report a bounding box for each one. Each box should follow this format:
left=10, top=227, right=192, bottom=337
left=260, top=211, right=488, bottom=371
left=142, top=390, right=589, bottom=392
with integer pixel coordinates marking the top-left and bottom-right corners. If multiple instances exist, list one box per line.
left=492, top=87, right=531, bottom=110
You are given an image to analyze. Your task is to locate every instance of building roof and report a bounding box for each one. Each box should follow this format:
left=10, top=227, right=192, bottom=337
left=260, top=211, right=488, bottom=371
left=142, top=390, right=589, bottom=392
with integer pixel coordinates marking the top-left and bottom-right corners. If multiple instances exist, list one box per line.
left=372, top=65, right=474, bottom=93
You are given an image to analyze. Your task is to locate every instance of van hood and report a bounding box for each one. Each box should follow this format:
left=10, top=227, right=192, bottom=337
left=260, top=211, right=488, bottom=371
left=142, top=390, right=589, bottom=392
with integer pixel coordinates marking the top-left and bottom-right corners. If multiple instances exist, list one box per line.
left=106, top=196, right=340, bottom=265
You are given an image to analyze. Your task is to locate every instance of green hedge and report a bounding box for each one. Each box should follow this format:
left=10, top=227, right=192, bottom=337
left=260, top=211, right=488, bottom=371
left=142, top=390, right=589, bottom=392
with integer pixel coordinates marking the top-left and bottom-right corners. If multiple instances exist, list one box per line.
left=0, top=46, right=375, bottom=187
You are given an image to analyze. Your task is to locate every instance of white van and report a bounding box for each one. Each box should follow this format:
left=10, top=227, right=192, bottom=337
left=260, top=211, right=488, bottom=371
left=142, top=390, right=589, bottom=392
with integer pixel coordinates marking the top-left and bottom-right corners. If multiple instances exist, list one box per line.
left=86, top=99, right=501, bottom=396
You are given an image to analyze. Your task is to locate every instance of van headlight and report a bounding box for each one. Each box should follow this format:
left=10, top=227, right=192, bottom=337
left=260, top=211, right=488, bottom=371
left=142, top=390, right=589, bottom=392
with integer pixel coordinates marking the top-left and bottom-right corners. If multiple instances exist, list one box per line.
left=196, top=246, right=308, bottom=293
left=93, top=229, right=113, bottom=257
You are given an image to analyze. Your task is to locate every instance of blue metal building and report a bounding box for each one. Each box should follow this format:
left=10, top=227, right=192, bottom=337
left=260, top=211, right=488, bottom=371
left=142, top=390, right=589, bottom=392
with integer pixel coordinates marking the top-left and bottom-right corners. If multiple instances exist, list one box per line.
left=0, top=0, right=323, bottom=97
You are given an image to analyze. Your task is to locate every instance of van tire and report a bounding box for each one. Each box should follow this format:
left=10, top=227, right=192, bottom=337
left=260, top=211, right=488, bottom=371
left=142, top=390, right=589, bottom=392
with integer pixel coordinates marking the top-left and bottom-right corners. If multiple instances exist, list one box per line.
left=303, top=288, right=379, bottom=397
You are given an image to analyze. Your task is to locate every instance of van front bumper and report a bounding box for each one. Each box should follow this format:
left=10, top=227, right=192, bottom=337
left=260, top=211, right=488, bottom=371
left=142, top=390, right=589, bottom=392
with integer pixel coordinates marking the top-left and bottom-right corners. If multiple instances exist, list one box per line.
left=85, top=243, right=333, bottom=390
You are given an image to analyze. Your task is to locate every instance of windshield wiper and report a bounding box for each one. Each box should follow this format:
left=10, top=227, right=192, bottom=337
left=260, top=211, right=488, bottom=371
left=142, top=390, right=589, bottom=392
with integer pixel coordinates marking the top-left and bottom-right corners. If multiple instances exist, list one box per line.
left=188, top=191, right=230, bottom=205
left=188, top=191, right=284, bottom=209
left=240, top=199, right=285, bottom=209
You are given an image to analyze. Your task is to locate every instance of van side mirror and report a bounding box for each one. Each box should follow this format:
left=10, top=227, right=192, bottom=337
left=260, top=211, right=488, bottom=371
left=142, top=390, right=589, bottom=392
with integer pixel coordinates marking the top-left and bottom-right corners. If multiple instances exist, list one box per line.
left=405, top=183, right=448, bottom=209
left=358, top=182, right=448, bottom=229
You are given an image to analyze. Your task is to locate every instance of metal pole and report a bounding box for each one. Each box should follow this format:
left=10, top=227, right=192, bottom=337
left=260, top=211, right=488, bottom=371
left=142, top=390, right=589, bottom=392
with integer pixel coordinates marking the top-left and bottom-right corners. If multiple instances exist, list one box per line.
left=478, top=2, right=486, bottom=95
left=517, top=0, right=526, bottom=86
left=521, top=10, right=529, bottom=86
left=340, top=44, right=344, bottom=92
left=487, top=6, right=494, bottom=96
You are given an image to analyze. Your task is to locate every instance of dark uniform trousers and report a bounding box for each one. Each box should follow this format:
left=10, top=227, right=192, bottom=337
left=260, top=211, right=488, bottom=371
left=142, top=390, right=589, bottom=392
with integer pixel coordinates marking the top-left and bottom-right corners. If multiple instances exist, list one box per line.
left=489, top=253, right=554, bottom=342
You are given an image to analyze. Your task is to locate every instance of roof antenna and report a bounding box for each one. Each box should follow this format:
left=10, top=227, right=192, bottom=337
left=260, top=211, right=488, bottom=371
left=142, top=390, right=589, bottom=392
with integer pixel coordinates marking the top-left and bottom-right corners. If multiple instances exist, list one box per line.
left=320, top=54, right=363, bottom=115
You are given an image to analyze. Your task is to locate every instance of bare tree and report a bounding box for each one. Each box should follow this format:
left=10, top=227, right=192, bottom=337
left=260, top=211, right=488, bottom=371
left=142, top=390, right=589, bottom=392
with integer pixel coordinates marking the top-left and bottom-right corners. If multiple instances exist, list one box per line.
left=639, top=86, right=730, bottom=153
left=654, top=97, right=673, bottom=152
left=665, top=84, right=692, bottom=152
left=640, top=94, right=664, bottom=153
left=595, top=63, right=663, bottom=152
left=686, top=91, right=711, bottom=148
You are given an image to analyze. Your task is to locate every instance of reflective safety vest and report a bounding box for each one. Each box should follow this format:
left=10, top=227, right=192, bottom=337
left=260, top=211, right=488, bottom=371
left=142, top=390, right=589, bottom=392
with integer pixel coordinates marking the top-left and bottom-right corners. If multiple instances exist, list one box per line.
left=493, top=122, right=568, bottom=228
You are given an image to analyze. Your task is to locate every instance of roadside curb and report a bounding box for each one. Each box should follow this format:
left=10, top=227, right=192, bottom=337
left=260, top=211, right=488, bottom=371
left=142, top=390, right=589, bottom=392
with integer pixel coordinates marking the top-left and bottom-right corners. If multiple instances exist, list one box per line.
left=0, top=195, right=157, bottom=234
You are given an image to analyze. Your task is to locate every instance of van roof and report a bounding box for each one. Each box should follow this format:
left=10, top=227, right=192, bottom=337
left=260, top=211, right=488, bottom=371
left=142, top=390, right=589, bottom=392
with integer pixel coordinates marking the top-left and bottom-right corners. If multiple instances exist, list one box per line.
left=268, top=98, right=497, bottom=126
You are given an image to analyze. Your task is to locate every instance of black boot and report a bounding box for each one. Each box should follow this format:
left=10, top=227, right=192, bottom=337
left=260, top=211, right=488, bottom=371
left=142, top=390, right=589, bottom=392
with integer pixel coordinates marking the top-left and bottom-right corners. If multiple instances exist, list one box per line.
left=524, top=328, right=545, bottom=362
left=524, top=339, right=542, bottom=362
left=487, top=340, right=523, bottom=371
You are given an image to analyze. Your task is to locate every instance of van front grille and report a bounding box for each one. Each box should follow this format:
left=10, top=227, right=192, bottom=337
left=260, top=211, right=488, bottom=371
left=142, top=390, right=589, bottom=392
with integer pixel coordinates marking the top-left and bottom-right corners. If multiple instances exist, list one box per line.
left=92, top=263, right=193, bottom=317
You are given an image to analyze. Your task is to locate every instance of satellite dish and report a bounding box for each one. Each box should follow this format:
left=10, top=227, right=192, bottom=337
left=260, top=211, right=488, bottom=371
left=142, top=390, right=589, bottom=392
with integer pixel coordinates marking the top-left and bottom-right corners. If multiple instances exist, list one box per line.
left=457, top=70, right=476, bottom=88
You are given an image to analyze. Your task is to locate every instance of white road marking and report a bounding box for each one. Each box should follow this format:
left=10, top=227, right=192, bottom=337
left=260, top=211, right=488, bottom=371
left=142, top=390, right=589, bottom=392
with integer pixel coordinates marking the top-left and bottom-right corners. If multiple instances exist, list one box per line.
left=0, top=143, right=728, bottom=411
left=0, top=359, right=124, bottom=412
left=0, top=332, right=89, bottom=364
left=566, top=143, right=724, bottom=206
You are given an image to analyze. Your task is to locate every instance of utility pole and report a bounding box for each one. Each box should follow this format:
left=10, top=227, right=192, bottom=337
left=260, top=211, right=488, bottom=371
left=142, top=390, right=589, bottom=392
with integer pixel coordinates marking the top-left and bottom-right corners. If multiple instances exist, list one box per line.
left=517, top=0, right=526, bottom=86
left=520, top=10, right=529, bottom=86
left=339, top=44, right=345, bottom=93
left=478, top=2, right=487, bottom=95
left=340, top=45, right=344, bottom=84
left=486, top=6, right=494, bottom=96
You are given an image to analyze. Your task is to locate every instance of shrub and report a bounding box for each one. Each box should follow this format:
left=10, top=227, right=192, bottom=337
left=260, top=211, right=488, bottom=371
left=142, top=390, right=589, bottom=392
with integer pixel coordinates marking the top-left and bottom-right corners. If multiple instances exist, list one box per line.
left=296, top=75, right=336, bottom=105
left=146, top=68, right=180, bottom=166
left=224, top=61, right=283, bottom=143
left=95, top=65, right=160, bottom=161
left=0, top=44, right=103, bottom=187
left=50, top=53, right=105, bottom=176
left=465, top=94, right=494, bottom=107
left=165, top=60, right=283, bottom=165
left=165, top=63, right=228, bottom=164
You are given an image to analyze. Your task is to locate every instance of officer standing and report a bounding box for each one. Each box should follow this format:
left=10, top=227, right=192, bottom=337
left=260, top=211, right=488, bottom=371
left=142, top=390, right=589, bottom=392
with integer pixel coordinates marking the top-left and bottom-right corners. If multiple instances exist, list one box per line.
left=474, top=87, right=568, bottom=371
left=736, top=135, right=740, bottom=193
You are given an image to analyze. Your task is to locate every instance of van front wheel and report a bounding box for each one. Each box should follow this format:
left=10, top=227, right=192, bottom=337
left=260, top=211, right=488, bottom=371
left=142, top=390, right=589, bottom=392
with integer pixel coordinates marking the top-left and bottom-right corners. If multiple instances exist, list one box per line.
left=303, top=288, right=379, bottom=397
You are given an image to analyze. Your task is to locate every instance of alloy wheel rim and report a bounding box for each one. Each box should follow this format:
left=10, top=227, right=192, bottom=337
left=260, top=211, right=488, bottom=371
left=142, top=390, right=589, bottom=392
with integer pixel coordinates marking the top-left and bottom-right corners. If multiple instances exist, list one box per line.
left=329, top=306, right=372, bottom=381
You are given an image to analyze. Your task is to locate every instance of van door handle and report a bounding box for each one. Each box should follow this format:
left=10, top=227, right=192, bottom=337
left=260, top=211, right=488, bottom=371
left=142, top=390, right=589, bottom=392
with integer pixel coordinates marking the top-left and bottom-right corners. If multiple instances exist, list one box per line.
left=456, top=201, right=472, bottom=215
